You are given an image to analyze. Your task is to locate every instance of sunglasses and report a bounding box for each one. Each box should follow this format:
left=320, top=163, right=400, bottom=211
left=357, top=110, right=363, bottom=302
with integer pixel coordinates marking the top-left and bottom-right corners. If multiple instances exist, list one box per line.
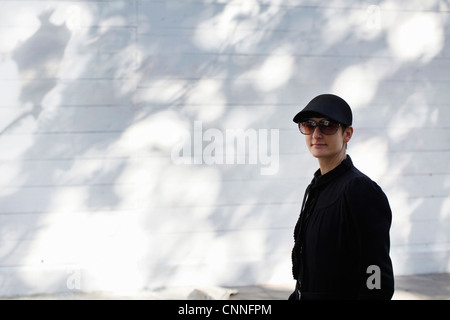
left=299, top=119, right=340, bottom=135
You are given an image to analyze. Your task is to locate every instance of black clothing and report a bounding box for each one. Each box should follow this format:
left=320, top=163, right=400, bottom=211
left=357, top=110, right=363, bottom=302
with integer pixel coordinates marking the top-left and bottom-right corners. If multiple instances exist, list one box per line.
left=290, top=155, right=394, bottom=300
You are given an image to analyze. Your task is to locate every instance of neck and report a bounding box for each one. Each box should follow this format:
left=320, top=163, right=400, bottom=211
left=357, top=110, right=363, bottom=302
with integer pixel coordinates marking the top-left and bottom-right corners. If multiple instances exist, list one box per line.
left=318, top=152, right=347, bottom=175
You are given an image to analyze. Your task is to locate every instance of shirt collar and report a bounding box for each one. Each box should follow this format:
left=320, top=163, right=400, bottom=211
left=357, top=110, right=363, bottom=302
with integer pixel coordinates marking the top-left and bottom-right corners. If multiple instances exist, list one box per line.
left=312, top=155, right=353, bottom=188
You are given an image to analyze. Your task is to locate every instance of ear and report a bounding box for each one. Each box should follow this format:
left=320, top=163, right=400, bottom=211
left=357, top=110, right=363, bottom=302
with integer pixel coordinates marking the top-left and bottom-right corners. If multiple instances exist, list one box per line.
left=344, top=126, right=353, bottom=142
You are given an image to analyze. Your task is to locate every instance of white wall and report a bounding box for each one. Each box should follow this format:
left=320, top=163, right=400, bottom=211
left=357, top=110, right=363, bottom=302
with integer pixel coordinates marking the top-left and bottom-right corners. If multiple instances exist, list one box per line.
left=0, top=0, right=449, bottom=296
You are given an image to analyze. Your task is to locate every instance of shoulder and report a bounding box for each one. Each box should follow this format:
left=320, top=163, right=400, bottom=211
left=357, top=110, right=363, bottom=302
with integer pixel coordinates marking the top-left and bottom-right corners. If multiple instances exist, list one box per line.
left=344, top=167, right=384, bottom=195
left=340, top=156, right=385, bottom=195
left=343, top=168, right=391, bottom=215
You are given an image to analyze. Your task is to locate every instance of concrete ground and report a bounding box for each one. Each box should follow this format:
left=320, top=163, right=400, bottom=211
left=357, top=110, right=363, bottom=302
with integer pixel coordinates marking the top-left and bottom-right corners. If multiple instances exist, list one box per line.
left=229, top=273, right=450, bottom=300
left=2, top=273, right=449, bottom=300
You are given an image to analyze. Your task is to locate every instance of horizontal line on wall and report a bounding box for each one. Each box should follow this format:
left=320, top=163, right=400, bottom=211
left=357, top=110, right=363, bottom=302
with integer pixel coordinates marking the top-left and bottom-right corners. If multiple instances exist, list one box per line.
left=0, top=151, right=449, bottom=164
left=2, top=126, right=450, bottom=135
left=391, top=242, right=450, bottom=252
left=0, top=77, right=137, bottom=82
left=139, top=0, right=450, bottom=13
left=139, top=28, right=450, bottom=40
left=148, top=225, right=292, bottom=236
left=0, top=194, right=447, bottom=217
left=148, top=75, right=450, bottom=82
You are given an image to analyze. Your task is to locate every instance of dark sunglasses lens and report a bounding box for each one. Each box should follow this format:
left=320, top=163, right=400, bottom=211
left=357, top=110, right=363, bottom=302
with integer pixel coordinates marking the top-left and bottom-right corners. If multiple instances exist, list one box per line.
left=299, top=120, right=339, bottom=135
left=319, top=121, right=339, bottom=134
left=299, top=122, right=314, bottom=135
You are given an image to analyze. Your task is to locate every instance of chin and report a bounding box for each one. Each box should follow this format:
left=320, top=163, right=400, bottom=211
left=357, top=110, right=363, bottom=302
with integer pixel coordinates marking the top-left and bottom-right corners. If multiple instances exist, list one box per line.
left=310, top=152, right=327, bottom=159
left=309, top=148, right=328, bottom=158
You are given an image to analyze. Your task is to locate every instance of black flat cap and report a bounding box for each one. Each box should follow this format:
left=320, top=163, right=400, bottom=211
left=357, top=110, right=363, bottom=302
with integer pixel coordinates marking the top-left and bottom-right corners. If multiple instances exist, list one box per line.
left=293, top=94, right=353, bottom=126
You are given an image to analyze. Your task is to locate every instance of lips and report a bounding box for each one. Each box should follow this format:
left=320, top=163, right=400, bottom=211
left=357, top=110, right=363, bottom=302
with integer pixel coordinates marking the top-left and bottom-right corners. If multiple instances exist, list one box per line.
left=312, top=143, right=327, bottom=147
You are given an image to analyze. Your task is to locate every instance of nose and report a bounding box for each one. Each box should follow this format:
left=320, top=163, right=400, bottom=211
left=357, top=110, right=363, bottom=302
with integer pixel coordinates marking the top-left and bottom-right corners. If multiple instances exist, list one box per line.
left=312, top=126, right=322, bottom=139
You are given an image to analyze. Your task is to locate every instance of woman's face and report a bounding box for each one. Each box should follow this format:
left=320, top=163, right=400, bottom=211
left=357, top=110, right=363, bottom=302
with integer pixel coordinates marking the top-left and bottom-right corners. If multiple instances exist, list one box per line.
left=304, top=117, right=352, bottom=160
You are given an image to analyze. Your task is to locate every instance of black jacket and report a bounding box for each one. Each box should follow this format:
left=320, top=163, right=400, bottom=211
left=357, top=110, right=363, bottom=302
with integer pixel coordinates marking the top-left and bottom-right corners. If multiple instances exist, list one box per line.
left=290, top=155, right=394, bottom=300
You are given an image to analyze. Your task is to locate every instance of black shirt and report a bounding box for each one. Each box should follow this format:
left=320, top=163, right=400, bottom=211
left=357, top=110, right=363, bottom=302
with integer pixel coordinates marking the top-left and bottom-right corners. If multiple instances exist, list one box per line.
left=291, top=155, right=394, bottom=300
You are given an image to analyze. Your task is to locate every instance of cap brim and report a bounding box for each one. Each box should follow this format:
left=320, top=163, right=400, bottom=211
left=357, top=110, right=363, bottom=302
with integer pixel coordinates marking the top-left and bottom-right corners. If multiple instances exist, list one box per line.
left=293, top=111, right=329, bottom=123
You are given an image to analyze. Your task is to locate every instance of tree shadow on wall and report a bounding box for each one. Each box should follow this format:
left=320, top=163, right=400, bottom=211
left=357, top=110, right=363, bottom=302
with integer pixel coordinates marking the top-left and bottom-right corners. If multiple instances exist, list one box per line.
left=137, top=1, right=450, bottom=289
left=0, top=1, right=449, bottom=296
left=0, top=5, right=137, bottom=295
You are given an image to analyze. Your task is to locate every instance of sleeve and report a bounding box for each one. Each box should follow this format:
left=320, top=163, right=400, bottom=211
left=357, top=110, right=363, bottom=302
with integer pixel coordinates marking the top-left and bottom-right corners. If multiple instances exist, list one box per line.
left=345, top=176, right=395, bottom=300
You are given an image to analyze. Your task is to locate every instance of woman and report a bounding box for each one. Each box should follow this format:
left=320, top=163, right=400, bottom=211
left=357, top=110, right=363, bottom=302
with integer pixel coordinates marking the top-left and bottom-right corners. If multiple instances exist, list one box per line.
left=289, top=94, right=394, bottom=300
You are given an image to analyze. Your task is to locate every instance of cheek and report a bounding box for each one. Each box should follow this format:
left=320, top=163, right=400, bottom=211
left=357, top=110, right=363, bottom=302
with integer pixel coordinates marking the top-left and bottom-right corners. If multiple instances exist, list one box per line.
left=305, top=135, right=312, bottom=145
left=330, top=136, right=345, bottom=148
left=316, top=136, right=338, bottom=149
